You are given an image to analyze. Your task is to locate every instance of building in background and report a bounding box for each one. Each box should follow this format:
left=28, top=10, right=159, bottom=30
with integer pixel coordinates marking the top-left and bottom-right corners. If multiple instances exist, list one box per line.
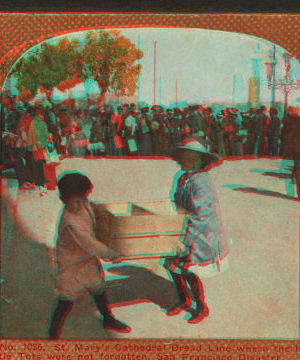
left=248, top=44, right=262, bottom=106
left=232, top=73, right=245, bottom=105
left=248, top=76, right=260, bottom=106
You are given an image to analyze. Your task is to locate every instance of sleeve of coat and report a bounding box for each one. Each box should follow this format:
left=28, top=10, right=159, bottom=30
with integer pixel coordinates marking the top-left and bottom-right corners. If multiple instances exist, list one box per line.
left=182, top=174, right=214, bottom=247
left=64, top=224, right=116, bottom=259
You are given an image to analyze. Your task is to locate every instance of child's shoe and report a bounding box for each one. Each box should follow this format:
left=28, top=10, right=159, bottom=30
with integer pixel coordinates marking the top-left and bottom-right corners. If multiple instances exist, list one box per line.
left=103, top=315, right=131, bottom=333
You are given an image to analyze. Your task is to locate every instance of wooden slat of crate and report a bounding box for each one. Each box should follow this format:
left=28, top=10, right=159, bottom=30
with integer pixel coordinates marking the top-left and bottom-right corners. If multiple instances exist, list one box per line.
left=108, top=214, right=186, bottom=236
left=98, top=202, right=132, bottom=216
left=133, top=200, right=178, bottom=215
left=94, top=201, right=188, bottom=258
left=106, top=234, right=180, bottom=257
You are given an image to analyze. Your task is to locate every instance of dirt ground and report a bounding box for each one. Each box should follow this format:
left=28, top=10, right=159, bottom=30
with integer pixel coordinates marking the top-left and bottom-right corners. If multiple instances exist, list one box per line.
left=1, top=157, right=299, bottom=339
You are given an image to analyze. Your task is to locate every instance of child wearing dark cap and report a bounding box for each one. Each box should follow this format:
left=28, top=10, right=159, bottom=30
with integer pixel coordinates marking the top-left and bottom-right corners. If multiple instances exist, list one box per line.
left=48, top=172, right=131, bottom=339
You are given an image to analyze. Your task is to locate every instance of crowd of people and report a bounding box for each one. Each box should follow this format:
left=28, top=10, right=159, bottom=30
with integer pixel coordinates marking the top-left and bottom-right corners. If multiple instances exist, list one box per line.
left=1, top=96, right=300, bottom=190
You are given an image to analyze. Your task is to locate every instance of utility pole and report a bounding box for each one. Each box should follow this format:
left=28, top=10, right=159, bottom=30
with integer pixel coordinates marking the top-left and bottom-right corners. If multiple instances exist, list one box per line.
left=265, top=45, right=277, bottom=108
left=153, top=41, right=157, bottom=105
left=137, top=35, right=140, bottom=104
left=270, top=46, right=276, bottom=108
left=159, top=76, right=162, bottom=105
left=265, top=45, right=298, bottom=113
left=176, top=80, right=178, bottom=107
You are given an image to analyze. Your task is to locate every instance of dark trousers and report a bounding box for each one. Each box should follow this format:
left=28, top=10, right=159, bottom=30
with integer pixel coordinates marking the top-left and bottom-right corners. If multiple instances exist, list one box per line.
left=268, top=137, right=280, bottom=156
left=25, top=151, right=46, bottom=186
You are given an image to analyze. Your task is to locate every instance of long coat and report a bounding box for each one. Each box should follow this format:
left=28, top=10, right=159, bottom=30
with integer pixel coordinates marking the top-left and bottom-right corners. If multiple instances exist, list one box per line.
left=289, top=114, right=300, bottom=161
left=173, top=169, right=228, bottom=266
left=281, top=114, right=300, bottom=159
left=27, top=118, right=48, bottom=150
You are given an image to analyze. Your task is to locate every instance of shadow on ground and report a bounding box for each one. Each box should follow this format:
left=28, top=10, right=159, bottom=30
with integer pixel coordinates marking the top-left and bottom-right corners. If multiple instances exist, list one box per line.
left=1, top=198, right=122, bottom=339
left=106, top=264, right=174, bottom=309
left=248, top=168, right=293, bottom=180
left=1, top=197, right=191, bottom=338
left=221, top=184, right=298, bottom=201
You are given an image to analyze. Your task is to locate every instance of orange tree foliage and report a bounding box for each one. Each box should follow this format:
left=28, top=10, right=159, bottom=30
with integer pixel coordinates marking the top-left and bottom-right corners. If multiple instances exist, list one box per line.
left=11, top=31, right=142, bottom=102
left=75, top=30, right=143, bottom=98
left=12, top=38, right=80, bottom=100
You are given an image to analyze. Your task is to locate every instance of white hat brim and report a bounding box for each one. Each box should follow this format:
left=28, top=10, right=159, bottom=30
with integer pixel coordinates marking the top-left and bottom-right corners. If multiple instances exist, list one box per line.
left=172, top=145, right=219, bottom=163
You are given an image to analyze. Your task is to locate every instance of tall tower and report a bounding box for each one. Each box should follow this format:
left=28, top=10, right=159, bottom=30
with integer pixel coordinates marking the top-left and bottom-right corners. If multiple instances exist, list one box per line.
left=232, top=72, right=245, bottom=105
left=248, top=43, right=262, bottom=106
left=248, top=76, right=260, bottom=106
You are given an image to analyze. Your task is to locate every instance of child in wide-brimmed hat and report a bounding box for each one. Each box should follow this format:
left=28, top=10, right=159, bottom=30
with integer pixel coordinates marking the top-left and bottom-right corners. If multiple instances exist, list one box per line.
left=163, top=137, right=228, bottom=323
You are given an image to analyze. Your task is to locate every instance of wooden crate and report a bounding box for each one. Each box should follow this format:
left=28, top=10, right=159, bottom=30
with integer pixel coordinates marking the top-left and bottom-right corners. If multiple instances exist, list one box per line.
left=93, top=200, right=188, bottom=258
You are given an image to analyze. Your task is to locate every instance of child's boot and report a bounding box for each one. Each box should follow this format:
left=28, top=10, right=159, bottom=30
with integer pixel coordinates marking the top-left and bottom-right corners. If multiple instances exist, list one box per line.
left=48, top=299, right=73, bottom=339
left=92, top=292, right=131, bottom=333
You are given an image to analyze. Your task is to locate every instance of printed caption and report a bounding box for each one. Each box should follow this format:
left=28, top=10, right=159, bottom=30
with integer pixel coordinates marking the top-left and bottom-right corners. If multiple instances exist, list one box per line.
left=3, top=342, right=300, bottom=360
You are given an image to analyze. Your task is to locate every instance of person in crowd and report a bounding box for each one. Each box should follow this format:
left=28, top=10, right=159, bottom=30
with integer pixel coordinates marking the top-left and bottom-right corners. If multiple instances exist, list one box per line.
left=71, top=120, right=88, bottom=156
left=205, top=108, right=218, bottom=153
left=43, top=101, right=61, bottom=153
left=85, top=99, right=94, bottom=123
left=26, top=107, right=48, bottom=190
left=161, top=110, right=172, bottom=152
left=280, top=106, right=295, bottom=159
left=5, top=99, right=22, bottom=134
left=202, top=107, right=212, bottom=140
left=15, top=105, right=35, bottom=187
left=242, top=108, right=256, bottom=155
left=214, top=111, right=226, bottom=157
left=43, top=101, right=58, bottom=134
left=231, top=109, right=244, bottom=156
left=1, top=131, right=28, bottom=189
left=222, top=109, right=235, bottom=156
left=187, top=106, right=203, bottom=138
left=48, top=172, right=131, bottom=339
left=171, top=108, right=183, bottom=145
left=179, top=110, right=191, bottom=141
left=123, top=104, right=139, bottom=156
left=111, top=105, right=124, bottom=152
left=253, top=106, right=265, bottom=156
left=163, top=137, right=228, bottom=323
left=89, top=113, right=105, bottom=156
left=137, top=107, right=153, bottom=156
left=104, top=105, right=123, bottom=156
left=165, top=109, right=175, bottom=145
left=279, top=106, right=298, bottom=197
left=150, top=105, right=165, bottom=156
left=63, top=107, right=74, bottom=152
left=260, top=105, right=269, bottom=155
left=267, top=107, right=281, bottom=156
left=288, top=107, right=300, bottom=199
left=56, top=107, right=72, bottom=155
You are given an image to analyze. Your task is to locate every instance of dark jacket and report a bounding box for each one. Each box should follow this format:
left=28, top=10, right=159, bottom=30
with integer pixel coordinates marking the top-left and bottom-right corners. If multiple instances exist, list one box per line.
left=289, top=114, right=300, bottom=160
left=267, top=115, right=281, bottom=138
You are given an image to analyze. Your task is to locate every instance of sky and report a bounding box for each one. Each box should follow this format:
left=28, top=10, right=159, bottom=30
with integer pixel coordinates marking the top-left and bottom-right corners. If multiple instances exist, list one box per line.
left=7, top=27, right=300, bottom=107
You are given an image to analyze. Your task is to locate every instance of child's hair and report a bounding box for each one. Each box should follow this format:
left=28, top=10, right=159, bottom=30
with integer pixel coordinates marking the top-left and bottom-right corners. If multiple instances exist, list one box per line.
left=57, top=172, right=93, bottom=203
